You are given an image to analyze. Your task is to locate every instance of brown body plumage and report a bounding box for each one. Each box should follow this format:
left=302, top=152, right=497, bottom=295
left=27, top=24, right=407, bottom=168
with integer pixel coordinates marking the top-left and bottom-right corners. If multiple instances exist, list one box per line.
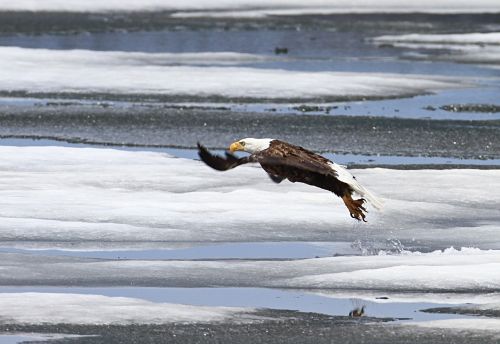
left=197, top=139, right=382, bottom=221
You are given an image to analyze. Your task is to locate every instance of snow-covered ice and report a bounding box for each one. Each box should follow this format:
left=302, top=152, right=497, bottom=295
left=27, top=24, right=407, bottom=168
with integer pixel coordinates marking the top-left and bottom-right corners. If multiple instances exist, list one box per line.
left=0, top=0, right=499, bottom=15
left=281, top=248, right=500, bottom=291
left=0, top=47, right=464, bottom=100
left=374, top=32, right=500, bottom=45
left=0, top=145, right=498, bottom=331
left=2, top=248, right=500, bottom=292
left=373, top=32, right=500, bottom=65
left=0, top=146, right=499, bottom=250
left=0, top=293, right=256, bottom=325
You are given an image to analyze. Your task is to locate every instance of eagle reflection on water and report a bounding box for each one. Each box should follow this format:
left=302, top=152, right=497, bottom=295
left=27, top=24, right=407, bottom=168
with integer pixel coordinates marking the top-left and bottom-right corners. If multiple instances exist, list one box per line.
left=349, top=299, right=366, bottom=317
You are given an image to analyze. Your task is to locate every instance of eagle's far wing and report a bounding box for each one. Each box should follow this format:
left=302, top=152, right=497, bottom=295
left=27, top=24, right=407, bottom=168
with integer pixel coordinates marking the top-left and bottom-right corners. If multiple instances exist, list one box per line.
left=197, top=143, right=255, bottom=171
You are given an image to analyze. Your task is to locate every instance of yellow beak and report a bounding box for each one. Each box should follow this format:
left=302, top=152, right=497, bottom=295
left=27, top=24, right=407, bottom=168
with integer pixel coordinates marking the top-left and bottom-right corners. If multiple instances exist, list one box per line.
left=229, top=141, right=244, bottom=153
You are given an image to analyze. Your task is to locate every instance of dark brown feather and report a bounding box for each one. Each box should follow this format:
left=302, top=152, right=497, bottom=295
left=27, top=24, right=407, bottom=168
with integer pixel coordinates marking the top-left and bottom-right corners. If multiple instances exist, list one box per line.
left=256, top=140, right=338, bottom=177
left=254, top=140, right=353, bottom=198
left=197, top=143, right=254, bottom=171
left=197, top=140, right=368, bottom=221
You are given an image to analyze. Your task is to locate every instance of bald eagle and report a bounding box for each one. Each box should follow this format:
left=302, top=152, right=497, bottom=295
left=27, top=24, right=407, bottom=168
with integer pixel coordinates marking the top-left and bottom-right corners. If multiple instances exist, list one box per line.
left=197, top=138, right=382, bottom=221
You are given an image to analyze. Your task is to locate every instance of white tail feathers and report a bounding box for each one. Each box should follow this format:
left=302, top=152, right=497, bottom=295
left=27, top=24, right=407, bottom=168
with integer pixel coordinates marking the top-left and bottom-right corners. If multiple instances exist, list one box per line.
left=329, top=162, right=384, bottom=211
left=354, top=184, right=384, bottom=210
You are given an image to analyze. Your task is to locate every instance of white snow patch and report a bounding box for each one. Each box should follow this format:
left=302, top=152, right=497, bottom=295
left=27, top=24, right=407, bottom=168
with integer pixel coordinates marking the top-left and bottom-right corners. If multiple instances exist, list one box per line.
left=0, top=47, right=464, bottom=99
left=2, top=247, right=500, bottom=292
left=0, top=293, right=255, bottom=325
left=0, top=146, right=499, bottom=250
left=374, top=32, right=500, bottom=45
left=1, top=0, right=499, bottom=14
left=373, top=32, right=500, bottom=65
left=274, top=248, right=500, bottom=291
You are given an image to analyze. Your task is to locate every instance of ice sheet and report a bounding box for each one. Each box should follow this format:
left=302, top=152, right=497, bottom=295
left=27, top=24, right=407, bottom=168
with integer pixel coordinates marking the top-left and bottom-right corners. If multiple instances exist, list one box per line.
left=283, top=248, right=500, bottom=291
left=0, top=47, right=463, bottom=100
left=2, top=248, right=500, bottom=292
left=373, top=32, right=500, bottom=65
left=0, top=293, right=255, bottom=325
left=374, top=32, right=500, bottom=45
left=0, top=146, right=499, bottom=250
left=0, top=0, right=499, bottom=14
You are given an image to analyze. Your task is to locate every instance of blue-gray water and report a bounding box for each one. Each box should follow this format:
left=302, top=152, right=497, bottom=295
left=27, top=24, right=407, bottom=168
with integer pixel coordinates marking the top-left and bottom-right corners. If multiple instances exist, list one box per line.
left=0, top=286, right=475, bottom=323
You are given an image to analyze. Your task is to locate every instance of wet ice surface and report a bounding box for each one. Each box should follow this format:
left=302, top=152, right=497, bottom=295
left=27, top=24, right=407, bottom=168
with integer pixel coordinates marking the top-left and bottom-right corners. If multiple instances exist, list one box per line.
left=0, top=47, right=465, bottom=102
left=3, top=84, right=500, bottom=121
left=0, top=10, right=499, bottom=344
left=0, top=293, right=257, bottom=325
left=0, top=146, right=498, bottom=250
left=0, top=145, right=498, bottom=339
left=3, top=247, right=500, bottom=292
left=1, top=247, right=500, bottom=294
left=373, top=31, right=500, bottom=66
left=0, top=145, right=498, bottom=340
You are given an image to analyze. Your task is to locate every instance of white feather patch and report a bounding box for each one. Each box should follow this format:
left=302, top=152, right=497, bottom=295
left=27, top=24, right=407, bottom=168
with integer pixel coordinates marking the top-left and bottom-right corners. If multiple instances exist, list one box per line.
left=329, top=162, right=384, bottom=210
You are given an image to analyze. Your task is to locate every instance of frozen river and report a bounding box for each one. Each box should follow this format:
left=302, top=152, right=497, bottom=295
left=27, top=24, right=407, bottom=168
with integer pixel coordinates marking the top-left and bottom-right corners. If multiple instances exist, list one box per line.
left=0, top=2, right=499, bottom=343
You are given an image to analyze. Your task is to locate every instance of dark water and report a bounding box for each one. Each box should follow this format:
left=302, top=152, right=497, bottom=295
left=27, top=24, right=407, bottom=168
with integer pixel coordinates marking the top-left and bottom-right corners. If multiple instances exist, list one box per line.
left=0, top=107, right=498, bottom=159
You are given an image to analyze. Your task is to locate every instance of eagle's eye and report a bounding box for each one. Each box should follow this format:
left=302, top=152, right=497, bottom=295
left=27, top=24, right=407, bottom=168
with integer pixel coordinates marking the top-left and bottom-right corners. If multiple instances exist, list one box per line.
left=240, top=141, right=246, bottom=146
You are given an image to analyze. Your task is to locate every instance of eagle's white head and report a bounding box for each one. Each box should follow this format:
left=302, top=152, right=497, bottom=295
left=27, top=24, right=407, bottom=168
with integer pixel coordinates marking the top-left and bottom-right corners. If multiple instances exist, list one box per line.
left=229, top=138, right=273, bottom=154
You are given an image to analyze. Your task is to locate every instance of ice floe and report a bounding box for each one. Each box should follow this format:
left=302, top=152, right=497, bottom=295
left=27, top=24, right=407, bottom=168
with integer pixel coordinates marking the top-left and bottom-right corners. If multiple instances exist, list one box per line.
left=2, top=248, right=500, bottom=292
left=281, top=248, right=500, bottom=292
left=0, top=146, right=499, bottom=250
left=374, top=32, right=500, bottom=45
left=373, top=32, right=500, bottom=65
left=0, top=47, right=464, bottom=101
left=0, top=293, right=256, bottom=325
left=1, top=0, right=499, bottom=15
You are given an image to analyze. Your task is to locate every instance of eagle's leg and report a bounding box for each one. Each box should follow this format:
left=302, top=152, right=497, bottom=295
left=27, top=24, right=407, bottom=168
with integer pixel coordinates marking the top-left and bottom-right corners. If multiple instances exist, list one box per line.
left=341, top=194, right=367, bottom=222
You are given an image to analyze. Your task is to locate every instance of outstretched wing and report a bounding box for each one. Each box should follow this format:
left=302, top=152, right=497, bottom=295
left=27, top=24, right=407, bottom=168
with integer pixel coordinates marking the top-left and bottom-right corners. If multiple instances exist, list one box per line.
left=255, top=140, right=339, bottom=178
left=197, top=143, right=255, bottom=171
